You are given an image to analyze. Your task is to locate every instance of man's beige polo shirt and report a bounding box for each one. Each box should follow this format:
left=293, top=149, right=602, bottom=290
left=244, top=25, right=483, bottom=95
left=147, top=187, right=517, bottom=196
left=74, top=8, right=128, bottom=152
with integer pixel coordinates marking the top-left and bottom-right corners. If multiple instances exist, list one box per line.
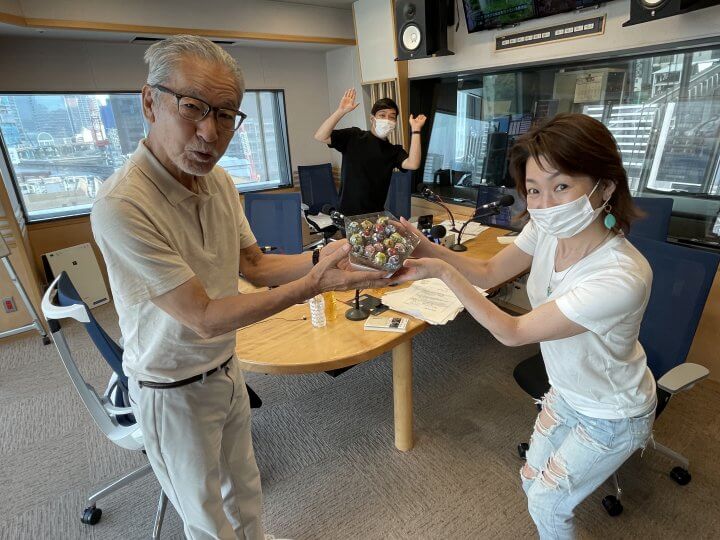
left=91, top=141, right=256, bottom=383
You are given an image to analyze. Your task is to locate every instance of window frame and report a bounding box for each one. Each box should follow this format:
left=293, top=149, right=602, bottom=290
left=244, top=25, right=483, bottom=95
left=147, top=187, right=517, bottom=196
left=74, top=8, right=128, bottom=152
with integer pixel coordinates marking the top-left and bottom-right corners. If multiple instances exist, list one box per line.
left=0, top=88, right=294, bottom=224
left=410, top=39, right=720, bottom=247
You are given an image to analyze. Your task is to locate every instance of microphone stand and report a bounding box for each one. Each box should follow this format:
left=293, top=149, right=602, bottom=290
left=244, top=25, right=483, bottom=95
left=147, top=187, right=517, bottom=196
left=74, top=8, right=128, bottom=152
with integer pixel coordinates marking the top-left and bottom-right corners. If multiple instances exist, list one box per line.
left=422, top=193, right=461, bottom=235
left=449, top=208, right=501, bottom=252
left=345, top=288, right=369, bottom=321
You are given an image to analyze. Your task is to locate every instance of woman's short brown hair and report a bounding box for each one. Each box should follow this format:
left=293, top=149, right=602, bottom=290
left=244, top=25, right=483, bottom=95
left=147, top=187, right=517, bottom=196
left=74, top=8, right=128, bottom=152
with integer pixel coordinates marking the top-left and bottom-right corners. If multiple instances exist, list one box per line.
left=509, top=112, right=641, bottom=233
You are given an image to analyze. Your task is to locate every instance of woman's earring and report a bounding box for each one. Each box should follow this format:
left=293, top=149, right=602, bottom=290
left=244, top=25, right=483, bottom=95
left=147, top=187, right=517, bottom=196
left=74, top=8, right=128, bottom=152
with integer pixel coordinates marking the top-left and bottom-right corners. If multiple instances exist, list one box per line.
left=604, top=203, right=617, bottom=230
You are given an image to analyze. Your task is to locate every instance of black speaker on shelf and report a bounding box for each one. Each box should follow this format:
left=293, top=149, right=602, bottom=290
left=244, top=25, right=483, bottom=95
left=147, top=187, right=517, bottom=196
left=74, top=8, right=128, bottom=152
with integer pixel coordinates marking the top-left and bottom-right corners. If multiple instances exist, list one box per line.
left=624, top=0, right=720, bottom=26
left=394, top=0, right=454, bottom=61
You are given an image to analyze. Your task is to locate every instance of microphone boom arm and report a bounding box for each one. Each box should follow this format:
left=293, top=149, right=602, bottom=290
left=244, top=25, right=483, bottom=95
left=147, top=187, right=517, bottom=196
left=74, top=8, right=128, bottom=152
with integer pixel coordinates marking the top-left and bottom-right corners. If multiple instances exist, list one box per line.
left=450, top=207, right=501, bottom=252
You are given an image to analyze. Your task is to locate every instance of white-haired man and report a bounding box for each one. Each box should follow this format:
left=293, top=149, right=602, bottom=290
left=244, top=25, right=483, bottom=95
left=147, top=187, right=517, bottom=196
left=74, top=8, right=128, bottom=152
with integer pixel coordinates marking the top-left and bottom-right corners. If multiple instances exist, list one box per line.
left=91, top=35, right=387, bottom=540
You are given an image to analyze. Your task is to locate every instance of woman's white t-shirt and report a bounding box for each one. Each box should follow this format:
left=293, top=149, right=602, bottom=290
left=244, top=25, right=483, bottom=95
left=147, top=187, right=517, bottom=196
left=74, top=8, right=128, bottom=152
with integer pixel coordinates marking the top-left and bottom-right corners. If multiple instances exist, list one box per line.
left=514, top=220, right=657, bottom=419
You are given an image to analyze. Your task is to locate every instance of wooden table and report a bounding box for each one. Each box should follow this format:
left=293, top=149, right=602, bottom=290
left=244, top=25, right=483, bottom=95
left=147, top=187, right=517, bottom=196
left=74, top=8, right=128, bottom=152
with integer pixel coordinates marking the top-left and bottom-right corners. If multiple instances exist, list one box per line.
left=235, top=226, right=510, bottom=451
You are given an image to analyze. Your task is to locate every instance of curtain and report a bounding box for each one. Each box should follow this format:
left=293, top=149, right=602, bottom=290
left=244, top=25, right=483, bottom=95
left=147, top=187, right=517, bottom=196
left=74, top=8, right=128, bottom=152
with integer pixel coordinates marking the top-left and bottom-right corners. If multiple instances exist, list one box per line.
left=368, top=79, right=402, bottom=146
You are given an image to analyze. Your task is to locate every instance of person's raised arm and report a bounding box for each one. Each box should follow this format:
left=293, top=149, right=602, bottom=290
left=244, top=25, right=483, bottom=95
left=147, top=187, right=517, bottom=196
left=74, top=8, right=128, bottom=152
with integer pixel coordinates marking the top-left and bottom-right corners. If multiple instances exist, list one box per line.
left=401, top=114, right=426, bottom=170
left=314, top=88, right=359, bottom=144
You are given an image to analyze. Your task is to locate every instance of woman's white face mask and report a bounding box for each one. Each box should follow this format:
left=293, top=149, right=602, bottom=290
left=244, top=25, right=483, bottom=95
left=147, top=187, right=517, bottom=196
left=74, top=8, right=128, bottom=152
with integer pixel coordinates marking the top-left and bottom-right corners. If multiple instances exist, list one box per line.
left=527, top=181, right=607, bottom=239
left=373, top=118, right=396, bottom=139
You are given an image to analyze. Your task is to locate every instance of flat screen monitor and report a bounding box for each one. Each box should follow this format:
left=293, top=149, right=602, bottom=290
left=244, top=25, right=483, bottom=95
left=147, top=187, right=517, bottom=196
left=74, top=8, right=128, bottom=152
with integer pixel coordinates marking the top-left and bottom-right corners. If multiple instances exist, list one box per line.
left=463, top=0, right=612, bottom=33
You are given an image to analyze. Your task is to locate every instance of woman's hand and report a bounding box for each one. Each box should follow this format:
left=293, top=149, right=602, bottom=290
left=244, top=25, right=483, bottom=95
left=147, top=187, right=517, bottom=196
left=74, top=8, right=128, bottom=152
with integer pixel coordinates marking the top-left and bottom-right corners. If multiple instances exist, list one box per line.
left=391, top=257, right=450, bottom=285
left=395, top=217, right=440, bottom=259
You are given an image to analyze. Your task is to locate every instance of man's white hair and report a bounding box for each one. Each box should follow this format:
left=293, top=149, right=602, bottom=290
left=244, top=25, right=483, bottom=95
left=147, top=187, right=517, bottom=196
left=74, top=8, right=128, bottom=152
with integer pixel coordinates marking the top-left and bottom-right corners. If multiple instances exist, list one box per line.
left=144, top=34, right=245, bottom=99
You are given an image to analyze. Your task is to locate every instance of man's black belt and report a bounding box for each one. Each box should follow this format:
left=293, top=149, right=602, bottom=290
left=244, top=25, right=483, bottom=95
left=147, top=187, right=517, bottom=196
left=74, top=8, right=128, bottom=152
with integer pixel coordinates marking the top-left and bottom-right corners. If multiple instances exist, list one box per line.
left=138, top=357, right=233, bottom=389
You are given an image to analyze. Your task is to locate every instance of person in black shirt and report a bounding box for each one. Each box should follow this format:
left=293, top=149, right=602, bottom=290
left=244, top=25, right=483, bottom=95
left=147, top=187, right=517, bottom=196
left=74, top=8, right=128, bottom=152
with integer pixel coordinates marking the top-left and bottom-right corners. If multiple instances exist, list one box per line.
left=314, top=88, right=426, bottom=216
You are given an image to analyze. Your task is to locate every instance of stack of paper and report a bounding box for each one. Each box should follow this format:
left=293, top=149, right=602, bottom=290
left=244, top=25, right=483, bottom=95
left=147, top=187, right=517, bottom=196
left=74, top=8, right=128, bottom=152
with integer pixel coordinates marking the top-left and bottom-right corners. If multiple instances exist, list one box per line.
left=438, top=220, right=489, bottom=243
left=381, top=278, right=487, bottom=325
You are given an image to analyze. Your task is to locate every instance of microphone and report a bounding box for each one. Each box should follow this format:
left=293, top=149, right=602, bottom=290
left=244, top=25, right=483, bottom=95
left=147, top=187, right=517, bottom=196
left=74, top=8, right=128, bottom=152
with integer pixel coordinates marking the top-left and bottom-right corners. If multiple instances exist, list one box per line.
left=427, top=224, right=447, bottom=245
left=448, top=195, right=515, bottom=252
left=476, top=194, right=515, bottom=213
left=418, top=187, right=458, bottom=232
left=321, top=204, right=345, bottom=223
left=421, top=187, right=437, bottom=201
left=429, top=224, right=447, bottom=239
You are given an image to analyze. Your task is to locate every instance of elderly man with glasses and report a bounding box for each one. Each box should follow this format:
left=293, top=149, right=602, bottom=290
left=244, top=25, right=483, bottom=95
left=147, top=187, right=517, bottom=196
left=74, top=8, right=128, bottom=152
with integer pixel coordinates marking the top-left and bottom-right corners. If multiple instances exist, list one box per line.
left=91, top=35, right=388, bottom=540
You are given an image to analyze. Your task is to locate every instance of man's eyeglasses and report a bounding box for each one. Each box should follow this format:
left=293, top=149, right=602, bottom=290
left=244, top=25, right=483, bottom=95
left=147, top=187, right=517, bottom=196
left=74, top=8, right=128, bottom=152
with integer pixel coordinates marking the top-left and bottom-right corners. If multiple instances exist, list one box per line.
left=151, top=84, right=247, bottom=132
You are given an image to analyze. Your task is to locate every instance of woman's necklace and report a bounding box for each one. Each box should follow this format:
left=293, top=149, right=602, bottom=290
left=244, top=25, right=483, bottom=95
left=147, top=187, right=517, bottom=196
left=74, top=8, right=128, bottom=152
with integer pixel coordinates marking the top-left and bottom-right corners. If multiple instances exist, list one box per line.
left=546, top=230, right=613, bottom=297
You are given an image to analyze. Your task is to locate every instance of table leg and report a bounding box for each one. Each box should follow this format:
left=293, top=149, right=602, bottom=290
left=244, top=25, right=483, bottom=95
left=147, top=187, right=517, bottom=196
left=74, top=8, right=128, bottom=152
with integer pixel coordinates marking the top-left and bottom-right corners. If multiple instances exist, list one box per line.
left=392, top=339, right=413, bottom=451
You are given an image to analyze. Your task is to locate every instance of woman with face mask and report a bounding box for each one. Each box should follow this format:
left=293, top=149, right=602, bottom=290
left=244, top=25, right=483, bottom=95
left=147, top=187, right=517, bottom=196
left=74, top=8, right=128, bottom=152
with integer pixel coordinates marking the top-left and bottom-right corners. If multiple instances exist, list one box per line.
left=314, top=88, right=426, bottom=215
left=393, top=113, right=656, bottom=539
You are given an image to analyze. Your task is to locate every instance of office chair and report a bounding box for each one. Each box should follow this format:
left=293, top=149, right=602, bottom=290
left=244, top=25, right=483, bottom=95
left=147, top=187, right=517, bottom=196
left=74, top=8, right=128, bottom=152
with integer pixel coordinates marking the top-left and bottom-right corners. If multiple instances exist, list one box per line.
left=385, top=170, right=413, bottom=219
left=512, top=237, right=719, bottom=516
left=42, top=272, right=265, bottom=534
left=41, top=272, right=167, bottom=537
left=244, top=192, right=304, bottom=254
left=630, top=196, right=674, bottom=241
left=298, top=163, right=339, bottom=240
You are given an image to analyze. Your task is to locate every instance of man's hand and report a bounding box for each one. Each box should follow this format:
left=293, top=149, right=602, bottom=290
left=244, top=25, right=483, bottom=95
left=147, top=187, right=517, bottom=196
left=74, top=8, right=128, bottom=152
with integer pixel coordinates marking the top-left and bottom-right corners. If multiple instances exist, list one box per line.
left=307, top=242, right=390, bottom=294
left=319, top=240, right=353, bottom=271
left=409, top=114, right=427, bottom=131
left=337, top=88, right=359, bottom=115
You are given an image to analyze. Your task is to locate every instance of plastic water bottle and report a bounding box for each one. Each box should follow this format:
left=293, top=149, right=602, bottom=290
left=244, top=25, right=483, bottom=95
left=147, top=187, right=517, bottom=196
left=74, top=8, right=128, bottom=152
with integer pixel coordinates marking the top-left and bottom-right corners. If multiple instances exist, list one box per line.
left=308, top=294, right=326, bottom=328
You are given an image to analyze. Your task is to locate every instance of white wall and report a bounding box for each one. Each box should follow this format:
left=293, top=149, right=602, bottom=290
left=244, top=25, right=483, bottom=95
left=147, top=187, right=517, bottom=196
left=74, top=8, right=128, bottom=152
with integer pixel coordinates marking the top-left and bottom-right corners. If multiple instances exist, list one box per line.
left=0, top=36, right=336, bottom=170
left=409, top=1, right=720, bottom=78
left=0, top=0, right=21, bottom=14
left=352, top=0, right=397, bottom=83
left=325, top=45, right=367, bottom=169
left=12, top=0, right=355, bottom=40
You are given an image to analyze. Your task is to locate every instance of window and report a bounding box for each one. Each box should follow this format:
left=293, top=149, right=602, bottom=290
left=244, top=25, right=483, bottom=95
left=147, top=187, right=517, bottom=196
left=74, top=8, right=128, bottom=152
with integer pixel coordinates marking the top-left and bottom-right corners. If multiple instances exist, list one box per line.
left=413, top=45, right=720, bottom=247
left=0, top=90, right=292, bottom=222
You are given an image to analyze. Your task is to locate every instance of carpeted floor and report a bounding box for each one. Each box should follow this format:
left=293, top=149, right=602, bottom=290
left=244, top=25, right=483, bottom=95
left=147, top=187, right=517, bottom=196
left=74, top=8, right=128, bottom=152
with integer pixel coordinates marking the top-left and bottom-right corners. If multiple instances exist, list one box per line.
left=1, top=303, right=719, bottom=539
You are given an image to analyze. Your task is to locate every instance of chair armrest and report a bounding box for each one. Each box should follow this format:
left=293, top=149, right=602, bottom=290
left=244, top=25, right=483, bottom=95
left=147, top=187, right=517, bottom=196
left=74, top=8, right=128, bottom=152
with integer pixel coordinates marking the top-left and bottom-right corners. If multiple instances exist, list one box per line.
left=41, top=274, right=90, bottom=323
left=657, top=363, right=709, bottom=394
left=103, top=402, right=134, bottom=416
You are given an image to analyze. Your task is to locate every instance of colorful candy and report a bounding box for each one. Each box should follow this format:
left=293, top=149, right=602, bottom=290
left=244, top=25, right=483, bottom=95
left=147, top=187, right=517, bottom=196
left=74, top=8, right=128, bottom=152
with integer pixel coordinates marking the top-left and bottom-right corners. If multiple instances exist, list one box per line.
left=346, top=212, right=416, bottom=272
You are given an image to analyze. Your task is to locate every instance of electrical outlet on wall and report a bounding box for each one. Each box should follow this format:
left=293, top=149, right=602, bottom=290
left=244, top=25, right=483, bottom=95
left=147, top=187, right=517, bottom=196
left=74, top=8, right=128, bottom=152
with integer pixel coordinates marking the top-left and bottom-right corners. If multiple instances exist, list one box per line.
left=2, top=297, right=17, bottom=313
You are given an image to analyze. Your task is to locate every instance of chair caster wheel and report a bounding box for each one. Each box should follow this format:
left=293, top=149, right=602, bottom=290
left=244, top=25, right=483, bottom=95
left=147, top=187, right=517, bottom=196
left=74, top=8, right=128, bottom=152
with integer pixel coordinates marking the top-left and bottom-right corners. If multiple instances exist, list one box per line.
left=517, top=442, right=529, bottom=459
left=670, top=466, right=691, bottom=485
left=602, top=495, right=623, bottom=517
left=81, top=506, right=102, bottom=525
left=42, top=336, right=51, bottom=346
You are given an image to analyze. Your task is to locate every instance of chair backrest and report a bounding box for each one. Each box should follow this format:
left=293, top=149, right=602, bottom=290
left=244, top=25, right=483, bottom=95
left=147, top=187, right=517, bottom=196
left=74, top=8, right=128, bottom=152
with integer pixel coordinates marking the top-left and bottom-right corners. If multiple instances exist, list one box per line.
left=244, top=192, right=303, bottom=254
left=298, top=163, right=338, bottom=214
left=385, top=170, right=413, bottom=219
left=630, top=196, right=674, bottom=241
left=56, top=272, right=126, bottom=385
left=41, top=273, right=143, bottom=450
left=631, top=236, right=719, bottom=379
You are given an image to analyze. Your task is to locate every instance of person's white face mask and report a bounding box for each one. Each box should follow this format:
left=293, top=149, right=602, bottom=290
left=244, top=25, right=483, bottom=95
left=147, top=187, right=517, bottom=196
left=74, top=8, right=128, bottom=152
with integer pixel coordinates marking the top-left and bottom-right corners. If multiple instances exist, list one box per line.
left=373, top=118, right=396, bottom=139
left=527, top=181, right=607, bottom=239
